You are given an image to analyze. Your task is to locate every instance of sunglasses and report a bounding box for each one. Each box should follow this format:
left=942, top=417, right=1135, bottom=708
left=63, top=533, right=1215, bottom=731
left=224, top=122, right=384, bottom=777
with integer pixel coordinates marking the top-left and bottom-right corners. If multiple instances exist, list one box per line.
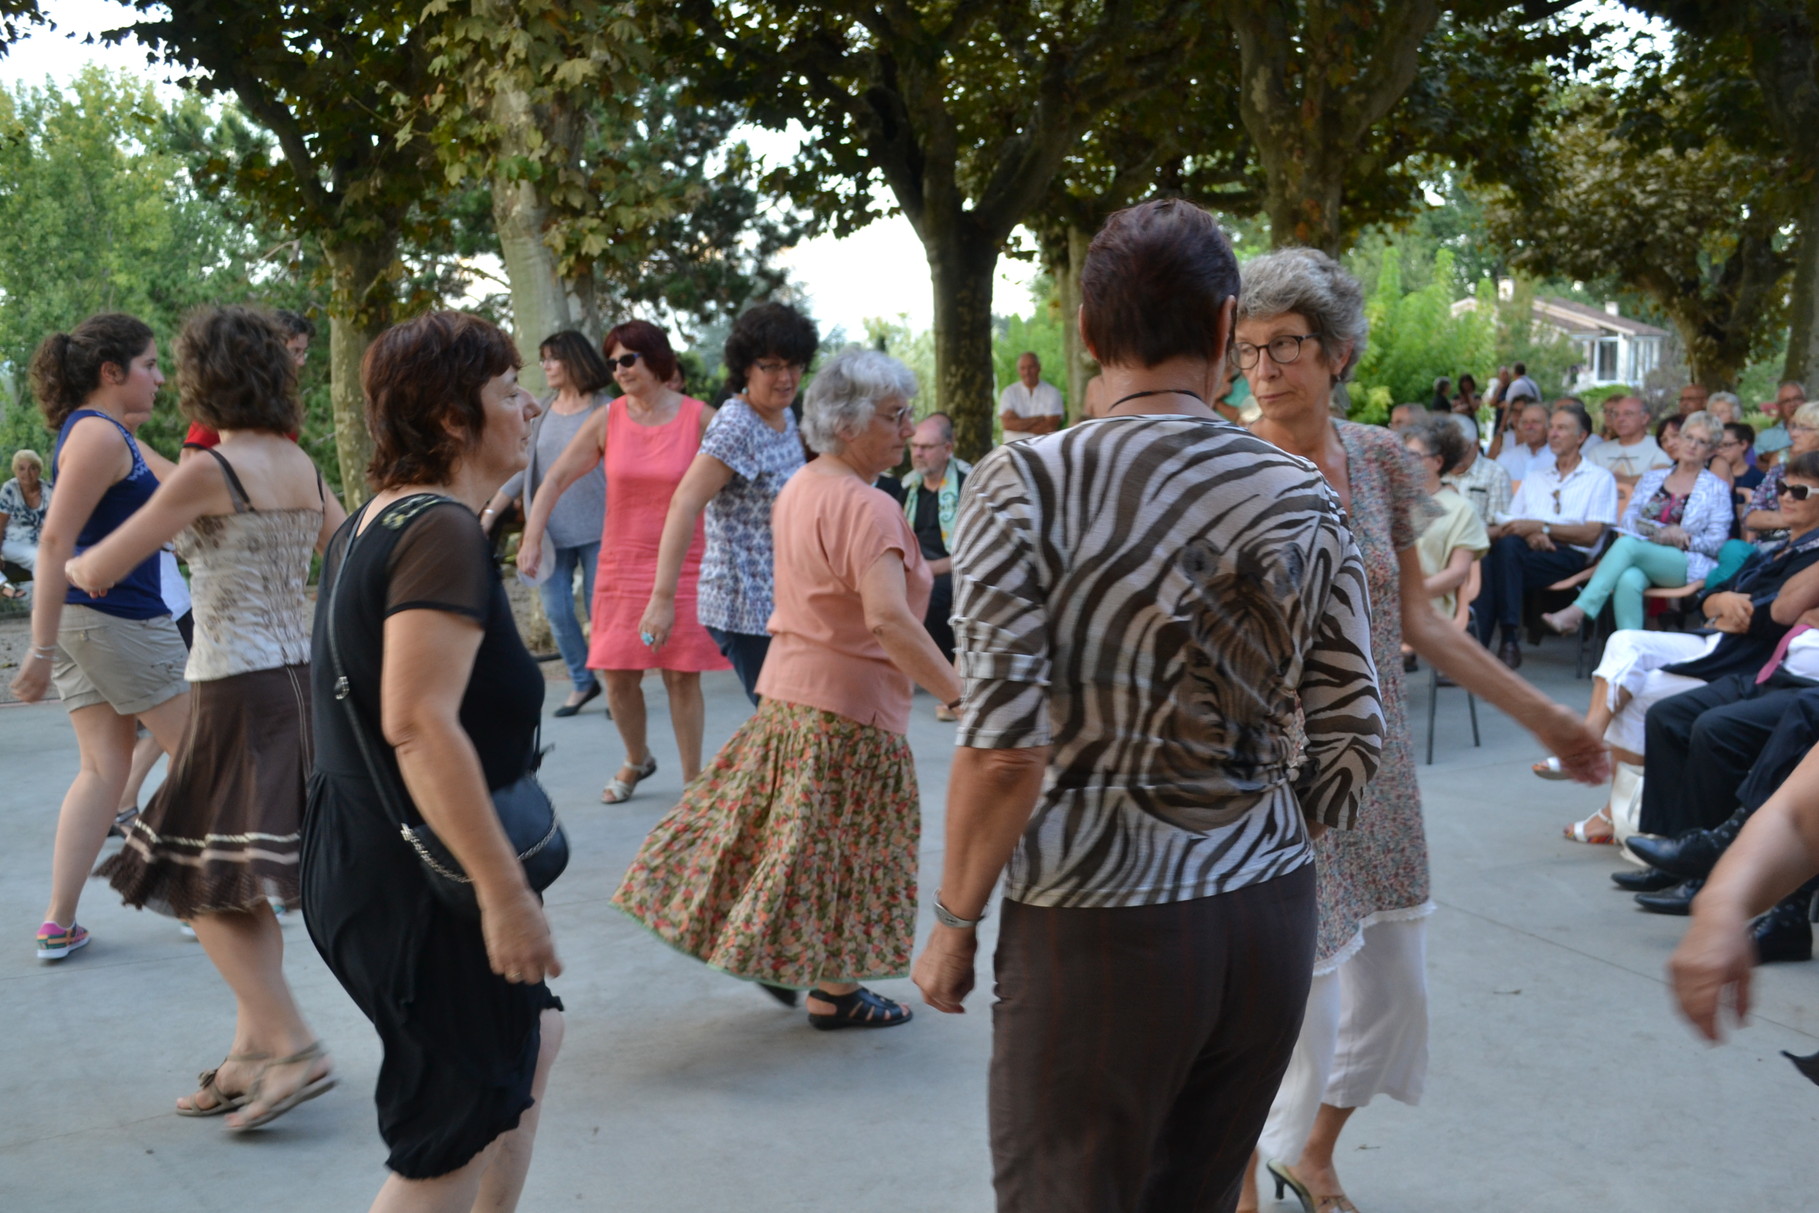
left=1777, top=481, right=1816, bottom=501
left=608, top=352, right=643, bottom=370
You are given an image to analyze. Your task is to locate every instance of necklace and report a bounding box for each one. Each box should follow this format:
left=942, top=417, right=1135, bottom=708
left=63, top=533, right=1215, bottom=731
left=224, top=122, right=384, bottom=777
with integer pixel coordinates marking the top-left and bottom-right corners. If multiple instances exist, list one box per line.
left=1106, top=388, right=1207, bottom=414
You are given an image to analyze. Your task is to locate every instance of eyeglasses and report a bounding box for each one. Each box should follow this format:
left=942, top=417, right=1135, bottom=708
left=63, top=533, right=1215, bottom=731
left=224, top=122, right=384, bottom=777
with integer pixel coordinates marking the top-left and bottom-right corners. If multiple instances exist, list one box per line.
left=1791, top=424, right=1819, bottom=436
left=608, top=352, right=643, bottom=370
left=908, top=441, right=949, bottom=451
left=752, top=359, right=805, bottom=375
left=1777, top=481, right=1816, bottom=501
left=1679, top=435, right=1714, bottom=448
left=1234, top=334, right=1320, bottom=370
left=1719, top=438, right=1744, bottom=449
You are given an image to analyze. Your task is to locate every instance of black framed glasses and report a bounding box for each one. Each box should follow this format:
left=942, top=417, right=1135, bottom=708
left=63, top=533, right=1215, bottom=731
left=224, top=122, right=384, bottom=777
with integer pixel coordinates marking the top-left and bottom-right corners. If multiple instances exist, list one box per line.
left=1234, top=334, right=1321, bottom=370
left=608, top=352, right=643, bottom=370
left=1777, top=481, right=1816, bottom=501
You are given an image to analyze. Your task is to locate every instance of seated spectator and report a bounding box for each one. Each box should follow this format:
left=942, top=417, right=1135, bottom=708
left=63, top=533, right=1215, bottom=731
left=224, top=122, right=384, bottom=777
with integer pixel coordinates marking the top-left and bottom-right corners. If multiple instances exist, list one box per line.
left=1743, top=401, right=1819, bottom=541
left=1557, top=397, right=1603, bottom=455
left=1586, top=395, right=1671, bottom=490
left=0, top=448, right=49, bottom=599
left=1440, top=414, right=1513, bottom=528
left=1717, top=421, right=1765, bottom=500
left=1678, top=383, right=1710, bottom=418
left=1754, top=380, right=1806, bottom=458
left=1706, top=391, right=1742, bottom=426
left=900, top=412, right=969, bottom=719
left=1475, top=407, right=1618, bottom=668
left=1542, top=411, right=1731, bottom=635
left=1404, top=417, right=1489, bottom=621
left=1489, top=399, right=1554, bottom=485
left=1389, top=402, right=1425, bottom=431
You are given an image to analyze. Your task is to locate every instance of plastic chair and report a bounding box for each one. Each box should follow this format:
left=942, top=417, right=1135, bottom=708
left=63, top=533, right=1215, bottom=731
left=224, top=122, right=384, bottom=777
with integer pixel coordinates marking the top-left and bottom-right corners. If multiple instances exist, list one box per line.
left=1427, top=564, right=1482, bottom=765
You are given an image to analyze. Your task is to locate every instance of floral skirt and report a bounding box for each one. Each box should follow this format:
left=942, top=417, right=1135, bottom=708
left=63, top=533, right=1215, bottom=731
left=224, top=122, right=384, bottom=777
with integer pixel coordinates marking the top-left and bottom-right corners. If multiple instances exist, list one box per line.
left=612, top=699, right=920, bottom=988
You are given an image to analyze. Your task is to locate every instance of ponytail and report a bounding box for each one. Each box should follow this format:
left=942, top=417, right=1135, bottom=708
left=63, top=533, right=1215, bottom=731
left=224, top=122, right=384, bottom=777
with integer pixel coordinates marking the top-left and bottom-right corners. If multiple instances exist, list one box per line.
left=28, top=313, right=155, bottom=429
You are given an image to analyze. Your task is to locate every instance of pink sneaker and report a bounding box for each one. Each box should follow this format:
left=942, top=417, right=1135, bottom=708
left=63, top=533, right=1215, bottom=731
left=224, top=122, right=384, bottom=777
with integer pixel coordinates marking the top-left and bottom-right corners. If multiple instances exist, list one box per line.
left=36, top=920, right=90, bottom=960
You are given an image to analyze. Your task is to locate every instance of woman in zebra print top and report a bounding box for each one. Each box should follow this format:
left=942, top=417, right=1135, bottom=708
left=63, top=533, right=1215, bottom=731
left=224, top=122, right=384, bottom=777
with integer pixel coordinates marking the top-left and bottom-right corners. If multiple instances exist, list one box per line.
left=1238, top=248, right=1609, bottom=1213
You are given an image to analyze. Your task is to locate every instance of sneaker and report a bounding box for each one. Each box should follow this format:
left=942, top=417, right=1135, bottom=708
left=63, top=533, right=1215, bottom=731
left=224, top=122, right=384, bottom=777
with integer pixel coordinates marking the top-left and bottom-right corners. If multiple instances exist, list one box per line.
left=36, top=920, right=90, bottom=960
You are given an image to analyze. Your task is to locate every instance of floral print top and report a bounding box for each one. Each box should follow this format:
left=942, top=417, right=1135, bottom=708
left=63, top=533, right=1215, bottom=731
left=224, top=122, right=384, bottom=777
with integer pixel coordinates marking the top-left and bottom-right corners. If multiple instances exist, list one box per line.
left=696, top=400, right=805, bottom=635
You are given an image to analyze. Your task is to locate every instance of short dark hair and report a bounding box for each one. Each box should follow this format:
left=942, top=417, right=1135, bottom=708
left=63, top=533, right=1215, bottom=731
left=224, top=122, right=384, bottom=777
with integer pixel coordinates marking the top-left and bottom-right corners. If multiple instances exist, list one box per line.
left=539, top=330, right=614, bottom=396
left=273, top=309, right=316, bottom=342
left=603, top=319, right=678, bottom=384
left=1408, top=415, right=1469, bottom=476
left=1082, top=198, right=1237, bottom=369
left=1513, top=362, right=1528, bottom=375
left=1552, top=406, right=1590, bottom=437
left=28, top=313, right=156, bottom=428
left=1787, top=450, right=1819, bottom=481
left=363, top=311, right=520, bottom=492
left=1723, top=421, right=1756, bottom=448
left=1654, top=415, right=1682, bottom=446
left=722, top=302, right=819, bottom=393
left=178, top=307, right=301, bottom=436
left=1457, top=372, right=1477, bottom=392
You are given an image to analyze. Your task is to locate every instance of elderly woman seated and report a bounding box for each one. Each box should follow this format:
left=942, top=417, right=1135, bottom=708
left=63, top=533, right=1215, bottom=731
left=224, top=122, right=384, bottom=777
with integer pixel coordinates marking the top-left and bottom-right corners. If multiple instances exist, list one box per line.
left=1542, top=411, right=1732, bottom=636
left=1542, top=450, right=1819, bottom=844
left=1404, top=415, right=1488, bottom=621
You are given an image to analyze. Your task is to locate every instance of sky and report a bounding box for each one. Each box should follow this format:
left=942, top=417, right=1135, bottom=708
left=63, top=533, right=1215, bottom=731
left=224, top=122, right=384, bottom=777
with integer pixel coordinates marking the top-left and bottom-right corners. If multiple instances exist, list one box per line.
left=0, top=0, right=1043, bottom=340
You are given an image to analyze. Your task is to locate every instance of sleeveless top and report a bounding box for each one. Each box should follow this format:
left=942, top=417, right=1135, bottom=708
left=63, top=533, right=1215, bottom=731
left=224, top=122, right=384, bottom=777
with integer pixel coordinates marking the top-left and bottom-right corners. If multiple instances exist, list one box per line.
left=56, top=408, right=165, bottom=619
left=176, top=447, right=322, bottom=682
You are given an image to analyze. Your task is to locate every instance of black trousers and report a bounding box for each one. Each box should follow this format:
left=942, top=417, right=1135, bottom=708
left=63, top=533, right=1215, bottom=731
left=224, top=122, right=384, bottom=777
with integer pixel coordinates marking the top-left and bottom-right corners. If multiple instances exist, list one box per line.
left=923, top=571, right=955, bottom=663
left=989, top=864, right=1316, bottom=1213
left=1640, top=673, right=1813, bottom=836
left=1736, top=687, right=1819, bottom=812
left=1475, top=534, right=1586, bottom=644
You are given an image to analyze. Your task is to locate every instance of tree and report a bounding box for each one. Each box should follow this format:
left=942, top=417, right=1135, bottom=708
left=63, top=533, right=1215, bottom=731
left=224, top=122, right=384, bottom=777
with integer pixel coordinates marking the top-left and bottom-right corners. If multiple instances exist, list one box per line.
left=115, top=0, right=447, bottom=503
left=673, top=0, right=1205, bottom=456
left=1349, top=246, right=1497, bottom=421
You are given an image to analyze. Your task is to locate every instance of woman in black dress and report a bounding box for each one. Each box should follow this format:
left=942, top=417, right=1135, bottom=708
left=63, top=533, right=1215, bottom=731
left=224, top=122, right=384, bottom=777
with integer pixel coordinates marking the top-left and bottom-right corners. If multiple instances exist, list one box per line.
left=304, top=311, right=562, bottom=1210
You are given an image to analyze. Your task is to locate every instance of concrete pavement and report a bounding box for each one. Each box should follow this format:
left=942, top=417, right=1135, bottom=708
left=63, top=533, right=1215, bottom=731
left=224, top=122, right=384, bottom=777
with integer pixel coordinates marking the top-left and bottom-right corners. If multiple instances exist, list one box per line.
left=0, top=646, right=1815, bottom=1211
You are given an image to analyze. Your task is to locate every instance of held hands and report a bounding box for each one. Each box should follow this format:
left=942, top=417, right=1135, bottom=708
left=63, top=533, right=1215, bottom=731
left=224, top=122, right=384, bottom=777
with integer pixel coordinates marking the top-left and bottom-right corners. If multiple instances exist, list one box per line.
left=62, top=553, right=112, bottom=598
left=479, top=886, right=563, bottom=986
left=637, top=596, right=675, bottom=652
left=912, top=924, right=978, bottom=1013
left=1668, top=906, right=1754, bottom=1042
left=1706, top=591, right=1754, bottom=634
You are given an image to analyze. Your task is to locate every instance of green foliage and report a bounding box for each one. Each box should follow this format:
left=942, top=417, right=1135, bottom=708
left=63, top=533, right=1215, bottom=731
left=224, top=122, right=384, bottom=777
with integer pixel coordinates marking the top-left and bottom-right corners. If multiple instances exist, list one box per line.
left=1350, top=246, right=1495, bottom=420
left=991, top=279, right=1067, bottom=407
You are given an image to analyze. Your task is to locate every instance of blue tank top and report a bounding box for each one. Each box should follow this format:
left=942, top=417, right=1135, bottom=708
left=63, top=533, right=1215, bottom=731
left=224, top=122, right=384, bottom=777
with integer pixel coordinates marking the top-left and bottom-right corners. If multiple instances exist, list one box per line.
left=54, top=409, right=167, bottom=619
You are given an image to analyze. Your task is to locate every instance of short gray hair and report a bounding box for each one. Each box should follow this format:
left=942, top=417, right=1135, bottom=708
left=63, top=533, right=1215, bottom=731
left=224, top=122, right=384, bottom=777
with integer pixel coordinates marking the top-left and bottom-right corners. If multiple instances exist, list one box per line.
left=1707, top=390, right=1740, bottom=416
left=801, top=347, right=918, bottom=454
left=1450, top=413, right=1479, bottom=444
left=1237, top=248, right=1368, bottom=382
left=1680, top=410, right=1721, bottom=447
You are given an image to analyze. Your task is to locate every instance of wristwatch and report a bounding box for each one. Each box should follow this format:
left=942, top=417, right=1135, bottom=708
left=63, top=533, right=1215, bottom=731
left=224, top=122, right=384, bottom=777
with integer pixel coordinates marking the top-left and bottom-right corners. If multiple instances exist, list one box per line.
left=933, top=896, right=987, bottom=930
left=1542, top=523, right=1552, bottom=538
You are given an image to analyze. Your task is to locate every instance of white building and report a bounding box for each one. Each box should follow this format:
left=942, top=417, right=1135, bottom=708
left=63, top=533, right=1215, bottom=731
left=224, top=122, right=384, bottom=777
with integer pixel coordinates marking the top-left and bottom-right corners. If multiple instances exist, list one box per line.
left=1451, top=291, right=1668, bottom=393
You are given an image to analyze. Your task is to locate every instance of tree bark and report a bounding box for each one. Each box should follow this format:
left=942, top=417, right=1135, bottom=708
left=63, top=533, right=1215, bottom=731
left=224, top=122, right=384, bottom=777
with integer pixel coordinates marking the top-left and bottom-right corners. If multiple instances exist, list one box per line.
left=487, top=62, right=575, bottom=394
left=1787, top=189, right=1819, bottom=386
left=928, top=231, right=1001, bottom=460
left=1058, top=223, right=1093, bottom=423
left=324, top=235, right=398, bottom=506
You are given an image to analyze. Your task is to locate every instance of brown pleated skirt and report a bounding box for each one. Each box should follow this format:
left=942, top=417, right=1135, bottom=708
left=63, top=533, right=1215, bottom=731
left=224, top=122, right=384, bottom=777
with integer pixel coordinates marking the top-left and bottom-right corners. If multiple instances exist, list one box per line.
left=98, top=663, right=311, bottom=918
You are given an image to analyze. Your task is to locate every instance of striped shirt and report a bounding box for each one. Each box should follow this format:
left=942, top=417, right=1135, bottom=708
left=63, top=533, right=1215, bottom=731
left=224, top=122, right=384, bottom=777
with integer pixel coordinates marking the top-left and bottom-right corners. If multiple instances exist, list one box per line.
left=951, top=416, right=1384, bottom=909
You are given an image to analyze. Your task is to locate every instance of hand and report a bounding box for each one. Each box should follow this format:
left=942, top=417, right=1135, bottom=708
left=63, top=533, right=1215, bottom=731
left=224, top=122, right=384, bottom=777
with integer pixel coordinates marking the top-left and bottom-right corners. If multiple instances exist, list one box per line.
left=912, top=923, right=978, bottom=1013
left=638, top=596, right=675, bottom=652
left=1655, top=525, right=1690, bottom=550
left=9, top=652, right=52, bottom=703
left=1524, top=530, right=1557, bottom=552
left=1533, top=702, right=1612, bottom=784
left=1705, top=591, right=1753, bottom=634
left=63, top=553, right=110, bottom=597
left=1668, top=907, right=1755, bottom=1042
left=516, top=524, right=544, bottom=579
left=479, top=887, right=563, bottom=985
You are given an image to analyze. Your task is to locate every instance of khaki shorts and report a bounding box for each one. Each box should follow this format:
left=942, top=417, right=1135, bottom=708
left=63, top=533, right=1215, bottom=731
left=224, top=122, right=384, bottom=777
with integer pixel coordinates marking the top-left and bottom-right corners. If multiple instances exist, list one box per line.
left=52, top=603, right=189, bottom=715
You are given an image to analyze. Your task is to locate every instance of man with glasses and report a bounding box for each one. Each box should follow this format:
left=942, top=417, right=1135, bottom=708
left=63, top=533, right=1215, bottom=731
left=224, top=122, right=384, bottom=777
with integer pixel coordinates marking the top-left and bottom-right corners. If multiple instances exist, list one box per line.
left=1475, top=408, right=1619, bottom=668
left=998, top=351, right=1065, bottom=442
left=901, top=412, right=971, bottom=717
left=1678, top=382, right=1711, bottom=418
left=1755, top=381, right=1808, bottom=460
left=1587, top=394, right=1673, bottom=490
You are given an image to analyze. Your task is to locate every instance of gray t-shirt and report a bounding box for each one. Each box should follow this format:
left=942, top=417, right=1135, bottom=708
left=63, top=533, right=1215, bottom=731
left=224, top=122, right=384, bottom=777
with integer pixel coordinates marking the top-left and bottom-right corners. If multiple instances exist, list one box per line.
left=514, top=404, right=606, bottom=549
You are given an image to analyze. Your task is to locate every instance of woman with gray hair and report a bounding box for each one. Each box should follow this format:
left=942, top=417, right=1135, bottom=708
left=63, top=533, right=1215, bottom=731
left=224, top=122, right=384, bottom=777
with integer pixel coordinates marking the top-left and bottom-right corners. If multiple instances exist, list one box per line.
left=0, top=447, right=49, bottom=599
left=1235, top=247, right=1609, bottom=1213
left=614, top=347, right=962, bottom=1030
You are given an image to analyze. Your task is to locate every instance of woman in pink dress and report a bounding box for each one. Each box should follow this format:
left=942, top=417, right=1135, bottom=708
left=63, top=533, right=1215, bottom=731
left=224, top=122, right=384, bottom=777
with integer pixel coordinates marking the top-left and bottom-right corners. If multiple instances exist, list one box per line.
left=522, top=321, right=729, bottom=803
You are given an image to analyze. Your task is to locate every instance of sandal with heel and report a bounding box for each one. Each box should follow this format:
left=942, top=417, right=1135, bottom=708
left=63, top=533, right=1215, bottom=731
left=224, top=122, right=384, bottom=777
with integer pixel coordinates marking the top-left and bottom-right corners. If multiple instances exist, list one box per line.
left=1564, top=808, right=1615, bottom=845
left=601, top=754, right=657, bottom=804
left=1266, top=1159, right=1360, bottom=1213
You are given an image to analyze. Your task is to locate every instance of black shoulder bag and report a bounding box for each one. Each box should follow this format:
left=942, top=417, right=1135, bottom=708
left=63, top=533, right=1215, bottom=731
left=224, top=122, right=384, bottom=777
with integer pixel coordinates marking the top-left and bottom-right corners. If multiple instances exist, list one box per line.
left=324, top=495, right=569, bottom=919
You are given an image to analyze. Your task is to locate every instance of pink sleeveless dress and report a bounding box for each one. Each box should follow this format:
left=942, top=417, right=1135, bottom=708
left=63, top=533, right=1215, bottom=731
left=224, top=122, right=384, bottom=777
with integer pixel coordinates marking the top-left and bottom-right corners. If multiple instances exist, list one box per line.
left=588, top=396, right=731, bottom=672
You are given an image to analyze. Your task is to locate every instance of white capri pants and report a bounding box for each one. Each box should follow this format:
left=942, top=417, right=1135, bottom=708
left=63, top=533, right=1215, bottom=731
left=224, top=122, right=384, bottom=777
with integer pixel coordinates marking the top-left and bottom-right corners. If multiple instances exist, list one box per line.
left=1592, top=629, right=1716, bottom=754
left=1255, top=915, right=1429, bottom=1165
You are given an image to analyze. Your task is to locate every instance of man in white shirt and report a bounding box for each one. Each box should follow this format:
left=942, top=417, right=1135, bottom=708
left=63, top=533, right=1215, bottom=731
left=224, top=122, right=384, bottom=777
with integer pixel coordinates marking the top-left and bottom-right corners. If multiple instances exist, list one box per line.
left=998, top=352, right=1064, bottom=441
left=1474, top=407, right=1619, bottom=668
left=1586, top=394, right=1672, bottom=489
left=1490, top=400, right=1555, bottom=485
left=1441, top=414, right=1513, bottom=527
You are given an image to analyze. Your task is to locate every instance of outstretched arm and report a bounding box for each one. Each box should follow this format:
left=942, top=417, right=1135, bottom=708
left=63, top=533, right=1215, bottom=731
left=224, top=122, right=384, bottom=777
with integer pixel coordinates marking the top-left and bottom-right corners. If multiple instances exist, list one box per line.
left=519, top=410, right=607, bottom=579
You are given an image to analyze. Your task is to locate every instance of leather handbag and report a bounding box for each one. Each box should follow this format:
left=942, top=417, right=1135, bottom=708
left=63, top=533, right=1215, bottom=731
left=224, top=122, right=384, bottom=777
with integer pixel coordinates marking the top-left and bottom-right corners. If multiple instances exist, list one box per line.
left=324, top=495, right=568, bottom=919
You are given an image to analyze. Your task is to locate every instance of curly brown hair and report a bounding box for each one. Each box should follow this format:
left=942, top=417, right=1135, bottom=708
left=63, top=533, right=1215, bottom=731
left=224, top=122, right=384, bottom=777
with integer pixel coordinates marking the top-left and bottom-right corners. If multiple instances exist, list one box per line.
left=363, top=311, right=521, bottom=492
left=178, top=307, right=301, bottom=435
left=28, top=313, right=155, bottom=428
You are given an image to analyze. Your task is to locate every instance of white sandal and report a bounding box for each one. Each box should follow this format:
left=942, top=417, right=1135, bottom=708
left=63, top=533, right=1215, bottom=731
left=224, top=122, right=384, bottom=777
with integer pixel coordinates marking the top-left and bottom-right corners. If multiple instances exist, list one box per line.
left=1563, top=809, right=1615, bottom=845
left=601, top=754, right=657, bottom=804
left=1531, top=756, right=1569, bottom=780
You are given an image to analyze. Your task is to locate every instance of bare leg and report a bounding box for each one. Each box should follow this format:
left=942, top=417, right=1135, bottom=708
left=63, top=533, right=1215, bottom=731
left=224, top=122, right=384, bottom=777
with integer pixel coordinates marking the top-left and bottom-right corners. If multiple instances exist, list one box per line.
left=660, top=669, right=704, bottom=782
left=1236, top=1149, right=1260, bottom=1212
left=601, top=670, right=648, bottom=792
left=119, top=728, right=163, bottom=812
left=369, top=1145, right=493, bottom=1213
left=471, top=1009, right=564, bottom=1212
left=43, top=694, right=187, bottom=927
left=183, top=904, right=328, bottom=1124
left=1291, top=1103, right=1359, bottom=1202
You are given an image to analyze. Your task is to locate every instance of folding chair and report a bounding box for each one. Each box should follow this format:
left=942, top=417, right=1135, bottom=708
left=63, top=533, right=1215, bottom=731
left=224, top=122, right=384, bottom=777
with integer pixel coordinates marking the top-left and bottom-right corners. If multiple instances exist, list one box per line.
left=1427, top=563, right=1483, bottom=765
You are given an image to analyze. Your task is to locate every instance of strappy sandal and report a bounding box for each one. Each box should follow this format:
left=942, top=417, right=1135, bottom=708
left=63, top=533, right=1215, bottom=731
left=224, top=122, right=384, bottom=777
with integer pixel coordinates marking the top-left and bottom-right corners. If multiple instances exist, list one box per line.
left=1564, top=809, right=1616, bottom=845
left=1266, top=1159, right=1360, bottom=1213
left=174, top=1052, right=264, bottom=1117
left=806, top=986, right=913, bottom=1031
left=600, top=754, right=657, bottom=804
left=228, top=1041, right=336, bottom=1131
left=1531, top=756, right=1570, bottom=781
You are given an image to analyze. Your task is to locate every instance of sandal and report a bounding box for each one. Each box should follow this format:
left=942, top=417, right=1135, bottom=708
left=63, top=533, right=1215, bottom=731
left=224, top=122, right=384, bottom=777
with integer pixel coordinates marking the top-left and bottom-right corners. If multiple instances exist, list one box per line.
left=174, top=1052, right=264, bottom=1117
left=1564, top=809, right=1616, bottom=845
left=1531, top=756, right=1570, bottom=781
left=228, top=1041, right=336, bottom=1131
left=806, top=986, right=912, bottom=1031
left=1266, top=1159, right=1359, bottom=1213
left=758, top=982, right=799, bottom=1008
left=601, top=754, right=657, bottom=804
left=0, top=582, right=24, bottom=600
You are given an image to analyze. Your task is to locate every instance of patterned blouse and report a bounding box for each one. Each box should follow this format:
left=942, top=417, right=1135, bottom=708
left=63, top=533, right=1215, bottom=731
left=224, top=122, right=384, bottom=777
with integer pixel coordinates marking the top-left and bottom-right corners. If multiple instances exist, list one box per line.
left=951, top=416, right=1383, bottom=910
left=695, top=400, right=805, bottom=635
left=1618, top=466, right=1733, bottom=581
left=0, top=477, right=49, bottom=548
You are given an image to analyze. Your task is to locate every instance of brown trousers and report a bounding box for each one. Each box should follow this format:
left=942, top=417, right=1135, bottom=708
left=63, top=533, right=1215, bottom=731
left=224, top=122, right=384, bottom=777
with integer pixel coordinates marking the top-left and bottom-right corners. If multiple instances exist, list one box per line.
left=989, top=863, right=1316, bottom=1213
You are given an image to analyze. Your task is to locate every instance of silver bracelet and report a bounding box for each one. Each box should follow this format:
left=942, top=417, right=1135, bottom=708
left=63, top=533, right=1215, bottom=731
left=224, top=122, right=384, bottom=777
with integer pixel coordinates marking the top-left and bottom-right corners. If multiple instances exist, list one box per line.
left=933, top=896, right=987, bottom=930
left=29, top=643, right=56, bottom=660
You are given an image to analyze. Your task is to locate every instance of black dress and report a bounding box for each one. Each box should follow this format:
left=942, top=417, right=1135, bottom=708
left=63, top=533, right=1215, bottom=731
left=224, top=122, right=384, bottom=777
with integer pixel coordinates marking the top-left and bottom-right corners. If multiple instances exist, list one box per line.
left=301, top=496, right=558, bottom=1180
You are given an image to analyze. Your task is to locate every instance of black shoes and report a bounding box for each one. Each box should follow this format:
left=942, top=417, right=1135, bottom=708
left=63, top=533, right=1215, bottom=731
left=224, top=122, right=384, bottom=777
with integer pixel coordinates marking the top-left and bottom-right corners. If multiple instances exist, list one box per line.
left=1635, top=877, right=1703, bottom=916
left=552, top=680, right=602, bottom=718
left=1611, top=867, right=1682, bottom=893
left=1497, top=638, right=1523, bottom=670
left=1625, top=807, right=1751, bottom=881
left=1752, top=877, right=1819, bottom=965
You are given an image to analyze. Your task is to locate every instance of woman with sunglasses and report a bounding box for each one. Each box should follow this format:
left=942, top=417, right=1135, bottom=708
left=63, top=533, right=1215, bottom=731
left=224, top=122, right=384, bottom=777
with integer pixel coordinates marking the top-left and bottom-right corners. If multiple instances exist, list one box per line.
left=521, top=321, right=729, bottom=803
left=1543, top=411, right=1732, bottom=638
left=1743, top=401, right=1819, bottom=541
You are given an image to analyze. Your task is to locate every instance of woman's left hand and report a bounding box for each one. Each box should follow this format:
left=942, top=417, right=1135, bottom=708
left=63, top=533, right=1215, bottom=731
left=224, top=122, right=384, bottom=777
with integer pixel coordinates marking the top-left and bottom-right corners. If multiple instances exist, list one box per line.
left=1655, top=525, right=1690, bottom=549
left=912, top=924, right=978, bottom=1013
